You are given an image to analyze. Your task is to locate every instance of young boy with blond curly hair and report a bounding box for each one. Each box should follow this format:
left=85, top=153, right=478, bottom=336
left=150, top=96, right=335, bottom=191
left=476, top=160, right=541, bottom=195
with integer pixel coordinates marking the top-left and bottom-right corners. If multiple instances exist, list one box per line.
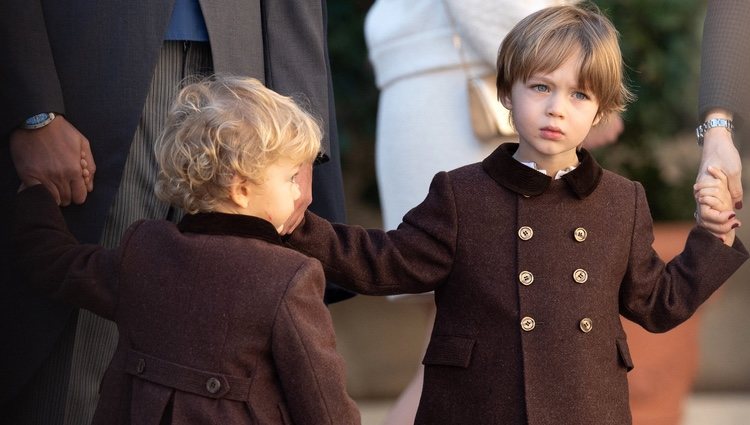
left=286, top=3, right=747, bottom=424
left=12, top=76, right=360, bottom=425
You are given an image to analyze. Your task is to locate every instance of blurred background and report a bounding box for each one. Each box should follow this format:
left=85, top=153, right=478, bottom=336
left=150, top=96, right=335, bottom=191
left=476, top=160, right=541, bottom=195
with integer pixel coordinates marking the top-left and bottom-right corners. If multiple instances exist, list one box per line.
left=325, top=0, right=750, bottom=423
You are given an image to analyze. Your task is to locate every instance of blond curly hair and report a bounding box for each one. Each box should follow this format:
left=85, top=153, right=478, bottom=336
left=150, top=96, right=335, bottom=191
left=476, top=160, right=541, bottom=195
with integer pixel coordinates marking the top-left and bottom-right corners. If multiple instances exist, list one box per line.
left=154, top=75, right=322, bottom=214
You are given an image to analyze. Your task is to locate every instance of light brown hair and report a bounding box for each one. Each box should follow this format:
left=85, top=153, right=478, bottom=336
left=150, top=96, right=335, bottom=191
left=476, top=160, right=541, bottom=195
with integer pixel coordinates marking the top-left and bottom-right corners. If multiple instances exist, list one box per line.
left=496, top=3, right=634, bottom=117
left=154, top=75, right=322, bottom=214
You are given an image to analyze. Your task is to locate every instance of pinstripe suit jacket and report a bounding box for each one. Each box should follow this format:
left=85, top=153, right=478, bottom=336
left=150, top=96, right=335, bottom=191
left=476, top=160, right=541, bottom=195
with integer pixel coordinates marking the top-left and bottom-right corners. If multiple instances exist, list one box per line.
left=0, top=0, right=347, bottom=405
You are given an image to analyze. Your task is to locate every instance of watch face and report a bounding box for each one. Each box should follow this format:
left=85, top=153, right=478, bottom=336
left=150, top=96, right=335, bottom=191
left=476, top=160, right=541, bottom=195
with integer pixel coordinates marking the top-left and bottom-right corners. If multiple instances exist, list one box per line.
left=25, top=113, right=51, bottom=126
left=22, top=112, right=56, bottom=129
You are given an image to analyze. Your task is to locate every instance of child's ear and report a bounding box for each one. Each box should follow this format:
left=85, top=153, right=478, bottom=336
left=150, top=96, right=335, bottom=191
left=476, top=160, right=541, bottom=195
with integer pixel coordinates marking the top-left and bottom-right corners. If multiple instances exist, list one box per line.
left=500, top=93, right=512, bottom=110
left=228, top=176, right=252, bottom=209
left=592, top=112, right=603, bottom=127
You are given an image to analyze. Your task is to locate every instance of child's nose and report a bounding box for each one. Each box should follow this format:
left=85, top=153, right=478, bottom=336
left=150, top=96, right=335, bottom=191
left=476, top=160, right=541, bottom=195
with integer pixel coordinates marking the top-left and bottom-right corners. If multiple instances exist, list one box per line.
left=546, top=94, right=565, bottom=117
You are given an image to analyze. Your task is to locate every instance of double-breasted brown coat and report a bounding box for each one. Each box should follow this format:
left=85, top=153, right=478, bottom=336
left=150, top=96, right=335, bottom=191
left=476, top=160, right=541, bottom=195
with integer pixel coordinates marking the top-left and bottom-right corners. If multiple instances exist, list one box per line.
left=288, top=143, right=748, bottom=425
left=13, top=185, right=360, bottom=425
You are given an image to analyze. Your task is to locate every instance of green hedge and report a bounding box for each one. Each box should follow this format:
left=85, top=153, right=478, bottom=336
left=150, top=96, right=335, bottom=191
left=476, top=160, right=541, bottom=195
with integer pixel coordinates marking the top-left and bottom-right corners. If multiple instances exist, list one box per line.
left=595, top=0, right=706, bottom=220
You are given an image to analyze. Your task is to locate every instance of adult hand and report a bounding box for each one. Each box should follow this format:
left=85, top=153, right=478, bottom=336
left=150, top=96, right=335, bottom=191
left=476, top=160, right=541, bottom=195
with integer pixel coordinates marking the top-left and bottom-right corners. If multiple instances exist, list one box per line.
left=10, top=115, right=96, bottom=206
left=698, top=128, right=742, bottom=210
left=582, top=113, right=624, bottom=150
left=280, top=161, right=313, bottom=235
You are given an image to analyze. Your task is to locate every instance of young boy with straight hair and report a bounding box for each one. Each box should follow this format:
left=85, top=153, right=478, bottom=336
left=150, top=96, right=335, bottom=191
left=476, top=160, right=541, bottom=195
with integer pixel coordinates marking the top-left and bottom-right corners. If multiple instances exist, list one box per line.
left=13, top=76, right=360, bottom=424
left=287, top=4, right=747, bottom=424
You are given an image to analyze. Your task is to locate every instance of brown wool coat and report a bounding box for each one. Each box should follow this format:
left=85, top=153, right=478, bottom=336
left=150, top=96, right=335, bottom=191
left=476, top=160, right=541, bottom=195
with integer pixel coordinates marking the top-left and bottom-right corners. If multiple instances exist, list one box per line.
left=12, top=185, right=360, bottom=425
left=289, top=143, right=748, bottom=425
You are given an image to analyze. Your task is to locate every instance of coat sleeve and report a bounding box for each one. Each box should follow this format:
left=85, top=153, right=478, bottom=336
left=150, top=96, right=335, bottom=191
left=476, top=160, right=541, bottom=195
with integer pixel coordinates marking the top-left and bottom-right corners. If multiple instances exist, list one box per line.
left=619, top=181, right=748, bottom=332
left=0, top=0, right=65, bottom=136
left=11, top=185, right=133, bottom=320
left=698, top=0, right=750, bottom=128
left=288, top=171, right=459, bottom=295
left=270, top=259, right=361, bottom=425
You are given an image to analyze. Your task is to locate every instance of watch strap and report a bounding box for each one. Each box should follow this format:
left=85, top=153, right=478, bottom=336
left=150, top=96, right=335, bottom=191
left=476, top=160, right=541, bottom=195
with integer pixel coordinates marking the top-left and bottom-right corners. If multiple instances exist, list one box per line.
left=696, top=118, right=734, bottom=146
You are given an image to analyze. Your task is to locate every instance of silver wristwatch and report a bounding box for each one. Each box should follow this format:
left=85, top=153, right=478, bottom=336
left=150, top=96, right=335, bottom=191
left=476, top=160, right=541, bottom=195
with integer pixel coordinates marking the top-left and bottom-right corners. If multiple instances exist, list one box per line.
left=696, top=118, right=734, bottom=146
left=22, top=112, right=57, bottom=130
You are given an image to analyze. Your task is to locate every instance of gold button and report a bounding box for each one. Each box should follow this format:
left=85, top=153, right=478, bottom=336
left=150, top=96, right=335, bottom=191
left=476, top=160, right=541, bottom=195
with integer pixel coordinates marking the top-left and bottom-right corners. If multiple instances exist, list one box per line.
left=579, top=318, right=593, bottom=333
left=574, top=227, right=588, bottom=242
left=518, top=226, right=534, bottom=241
left=519, top=271, right=534, bottom=286
left=521, top=316, right=536, bottom=331
left=573, top=268, right=588, bottom=284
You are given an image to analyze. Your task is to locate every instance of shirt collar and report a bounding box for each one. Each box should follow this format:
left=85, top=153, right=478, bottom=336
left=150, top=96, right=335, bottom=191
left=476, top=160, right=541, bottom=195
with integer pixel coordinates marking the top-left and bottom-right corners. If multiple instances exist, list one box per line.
left=516, top=160, right=578, bottom=180
left=178, top=212, right=283, bottom=246
left=481, top=143, right=603, bottom=199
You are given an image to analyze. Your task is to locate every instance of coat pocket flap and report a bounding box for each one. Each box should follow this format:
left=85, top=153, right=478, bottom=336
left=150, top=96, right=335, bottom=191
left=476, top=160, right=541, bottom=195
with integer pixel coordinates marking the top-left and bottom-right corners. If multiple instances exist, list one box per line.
left=422, top=335, right=475, bottom=368
left=616, top=338, right=634, bottom=371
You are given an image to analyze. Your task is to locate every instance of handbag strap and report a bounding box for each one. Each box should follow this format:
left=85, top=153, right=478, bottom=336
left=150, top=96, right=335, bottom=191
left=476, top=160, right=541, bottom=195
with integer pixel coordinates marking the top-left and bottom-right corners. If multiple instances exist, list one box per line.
left=441, top=0, right=480, bottom=81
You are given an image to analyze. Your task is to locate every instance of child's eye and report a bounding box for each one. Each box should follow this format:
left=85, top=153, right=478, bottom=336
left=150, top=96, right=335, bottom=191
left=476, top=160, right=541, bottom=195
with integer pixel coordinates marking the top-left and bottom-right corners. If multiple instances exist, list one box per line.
left=531, top=84, right=549, bottom=93
left=573, top=91, right=590, bottom=100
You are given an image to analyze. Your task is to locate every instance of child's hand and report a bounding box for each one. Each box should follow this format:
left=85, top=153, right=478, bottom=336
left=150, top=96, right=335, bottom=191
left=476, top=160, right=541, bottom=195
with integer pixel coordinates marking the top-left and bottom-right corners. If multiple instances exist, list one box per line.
left=694, top=166, right=740, bottom=245
left=18, top=179, right=43, bottom=193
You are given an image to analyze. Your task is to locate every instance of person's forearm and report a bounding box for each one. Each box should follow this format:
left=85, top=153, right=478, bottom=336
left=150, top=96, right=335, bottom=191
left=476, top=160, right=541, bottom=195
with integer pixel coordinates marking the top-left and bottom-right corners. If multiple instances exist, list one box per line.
left=703, top=108, right=732, bottom=121
left=0, top=0, right=65, bottom=135
left=698, top=0, right=750, bottom=125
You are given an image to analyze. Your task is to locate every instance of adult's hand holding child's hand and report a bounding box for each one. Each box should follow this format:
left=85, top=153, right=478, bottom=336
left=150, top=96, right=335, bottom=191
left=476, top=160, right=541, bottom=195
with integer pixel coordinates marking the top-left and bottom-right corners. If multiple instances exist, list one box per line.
left=10, top=115, right=95, bottom=205
left=698, top=128, right=742, bottom=210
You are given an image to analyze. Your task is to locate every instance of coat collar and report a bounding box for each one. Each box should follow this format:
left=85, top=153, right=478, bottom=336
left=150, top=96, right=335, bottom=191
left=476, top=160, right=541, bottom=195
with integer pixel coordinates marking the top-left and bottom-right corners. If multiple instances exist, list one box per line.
left=178, top=212, right=283, bottom=246
left=481, top=143, right=603, bottom=199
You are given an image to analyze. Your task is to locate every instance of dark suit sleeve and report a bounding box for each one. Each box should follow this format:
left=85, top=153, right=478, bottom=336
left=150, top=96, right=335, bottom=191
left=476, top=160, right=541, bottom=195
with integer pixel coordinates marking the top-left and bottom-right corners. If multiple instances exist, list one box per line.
left=12, top=185, right=128, bottom=319
left=0, top=0, right=65, bottom=136
left=698, top=0, right=750, bottom=131
left=271, top=259, right=361, bottom=425
left=262, top=0, right=331, bottom=155
left=262, top=0, right=350, bottom=303
left=262, top=0, right=347, bottom=223
left=619, top=182, right=748, bottom=332
left=288, top=171, right=458, bottom=295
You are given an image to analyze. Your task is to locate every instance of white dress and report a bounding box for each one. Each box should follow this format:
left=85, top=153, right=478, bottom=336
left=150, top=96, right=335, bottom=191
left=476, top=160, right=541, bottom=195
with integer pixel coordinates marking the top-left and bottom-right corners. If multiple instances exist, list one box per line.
left=366, top=0, right=569, bottom=229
